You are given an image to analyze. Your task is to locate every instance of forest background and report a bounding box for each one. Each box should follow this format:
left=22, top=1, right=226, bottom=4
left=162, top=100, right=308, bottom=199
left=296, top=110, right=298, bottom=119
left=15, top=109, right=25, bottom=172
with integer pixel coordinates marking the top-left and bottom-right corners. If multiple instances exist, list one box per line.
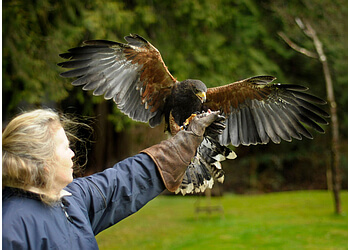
left=2, top=0, right=348, bottom=194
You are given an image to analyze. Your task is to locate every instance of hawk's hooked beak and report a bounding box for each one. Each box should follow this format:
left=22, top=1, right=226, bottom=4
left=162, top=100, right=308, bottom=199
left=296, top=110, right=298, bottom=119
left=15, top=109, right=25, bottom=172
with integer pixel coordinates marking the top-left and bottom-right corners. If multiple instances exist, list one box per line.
left=196, top=91, right=207, bottom=103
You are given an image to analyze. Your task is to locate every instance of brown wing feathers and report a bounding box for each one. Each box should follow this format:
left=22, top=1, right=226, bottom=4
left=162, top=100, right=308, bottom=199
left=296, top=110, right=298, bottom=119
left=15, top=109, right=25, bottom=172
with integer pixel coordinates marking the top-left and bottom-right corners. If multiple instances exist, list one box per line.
left=206, top=76, right=329, bottom=146
left=206, top=77, right=274, bottom=114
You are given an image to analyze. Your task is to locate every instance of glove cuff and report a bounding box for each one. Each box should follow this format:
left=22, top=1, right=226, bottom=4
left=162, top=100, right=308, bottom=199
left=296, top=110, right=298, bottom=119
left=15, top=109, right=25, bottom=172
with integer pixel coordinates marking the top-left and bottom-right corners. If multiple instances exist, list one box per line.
left=141, top=130, right=202, bottom=192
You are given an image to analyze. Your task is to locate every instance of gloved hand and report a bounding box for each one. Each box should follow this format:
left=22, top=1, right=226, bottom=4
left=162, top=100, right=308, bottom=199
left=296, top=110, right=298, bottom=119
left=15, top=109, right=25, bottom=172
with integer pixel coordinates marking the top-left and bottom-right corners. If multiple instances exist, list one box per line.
left=141, top=111, right=222, bottom=192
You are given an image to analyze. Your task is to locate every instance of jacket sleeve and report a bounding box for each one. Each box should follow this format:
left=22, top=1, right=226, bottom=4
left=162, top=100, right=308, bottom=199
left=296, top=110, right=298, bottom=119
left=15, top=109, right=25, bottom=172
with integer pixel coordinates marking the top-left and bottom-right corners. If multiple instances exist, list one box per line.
left=65, top=153, right=166, bottom=235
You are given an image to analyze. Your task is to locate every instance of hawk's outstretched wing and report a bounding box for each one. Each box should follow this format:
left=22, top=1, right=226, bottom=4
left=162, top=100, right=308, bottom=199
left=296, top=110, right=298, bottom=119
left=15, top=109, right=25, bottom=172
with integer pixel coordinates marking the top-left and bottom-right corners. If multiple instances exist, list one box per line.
left=58, top=34, right=177, bottom=127
left=205, top=76, right=329, bottom=146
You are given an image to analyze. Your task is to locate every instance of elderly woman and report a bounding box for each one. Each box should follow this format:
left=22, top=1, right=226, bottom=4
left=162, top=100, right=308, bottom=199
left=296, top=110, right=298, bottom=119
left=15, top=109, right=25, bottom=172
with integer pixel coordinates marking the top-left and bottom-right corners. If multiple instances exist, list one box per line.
left=2, top=109, right=220, bottom=249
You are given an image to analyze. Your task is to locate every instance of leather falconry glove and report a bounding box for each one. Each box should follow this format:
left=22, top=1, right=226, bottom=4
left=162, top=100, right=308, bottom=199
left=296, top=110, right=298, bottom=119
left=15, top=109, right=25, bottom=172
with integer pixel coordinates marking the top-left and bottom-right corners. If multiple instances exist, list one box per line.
left=142, top=111, right=222, bottom=192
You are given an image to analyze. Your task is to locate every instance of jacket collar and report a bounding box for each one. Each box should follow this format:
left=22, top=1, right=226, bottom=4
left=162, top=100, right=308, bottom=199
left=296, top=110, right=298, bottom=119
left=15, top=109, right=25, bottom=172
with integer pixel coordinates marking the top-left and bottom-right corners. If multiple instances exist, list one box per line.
left=2, top=187, right=72, bottom=201
left=3, top=187, right=42, bottom=201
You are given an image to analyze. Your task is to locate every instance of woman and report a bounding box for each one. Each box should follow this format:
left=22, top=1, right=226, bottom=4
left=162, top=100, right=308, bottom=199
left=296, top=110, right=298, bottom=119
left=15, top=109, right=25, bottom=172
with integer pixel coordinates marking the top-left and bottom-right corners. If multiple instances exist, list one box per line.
left=2, top=108, right=220, bottom=249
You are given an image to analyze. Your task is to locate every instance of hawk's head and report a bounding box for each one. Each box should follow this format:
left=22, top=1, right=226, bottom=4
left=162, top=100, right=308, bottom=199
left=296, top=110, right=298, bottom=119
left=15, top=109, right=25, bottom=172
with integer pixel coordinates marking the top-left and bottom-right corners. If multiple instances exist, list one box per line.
left=187, top=79, right=207, bottom=103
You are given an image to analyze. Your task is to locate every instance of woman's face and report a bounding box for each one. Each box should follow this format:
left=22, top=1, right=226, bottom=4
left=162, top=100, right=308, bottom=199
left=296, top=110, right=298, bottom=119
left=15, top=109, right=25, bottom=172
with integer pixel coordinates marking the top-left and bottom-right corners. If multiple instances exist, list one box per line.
left=52, top=127, right=75, bottom=190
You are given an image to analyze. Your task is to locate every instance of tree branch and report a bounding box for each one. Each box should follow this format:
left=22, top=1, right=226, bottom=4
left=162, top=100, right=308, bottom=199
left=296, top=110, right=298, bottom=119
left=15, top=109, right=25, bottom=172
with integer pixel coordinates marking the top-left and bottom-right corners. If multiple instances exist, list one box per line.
left=295, top=18, right=327, bottom=62
left=277, top=31, right=318, bottom=58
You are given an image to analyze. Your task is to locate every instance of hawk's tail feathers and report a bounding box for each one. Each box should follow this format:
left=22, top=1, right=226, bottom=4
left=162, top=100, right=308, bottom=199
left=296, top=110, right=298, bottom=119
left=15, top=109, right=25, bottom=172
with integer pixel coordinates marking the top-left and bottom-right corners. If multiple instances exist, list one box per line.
left=175, top=136, right=236, bottom=195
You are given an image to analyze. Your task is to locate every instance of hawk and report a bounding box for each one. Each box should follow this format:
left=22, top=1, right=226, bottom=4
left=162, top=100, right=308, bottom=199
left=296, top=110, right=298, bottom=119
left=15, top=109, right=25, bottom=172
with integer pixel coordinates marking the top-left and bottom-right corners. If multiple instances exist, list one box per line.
left=58, top=34, right=329, bottom=194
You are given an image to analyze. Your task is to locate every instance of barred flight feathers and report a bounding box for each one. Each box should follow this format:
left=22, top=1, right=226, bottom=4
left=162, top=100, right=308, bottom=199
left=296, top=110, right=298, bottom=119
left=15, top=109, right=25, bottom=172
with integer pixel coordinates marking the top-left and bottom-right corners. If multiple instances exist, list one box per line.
left=58, top=34, right=177, bottom=127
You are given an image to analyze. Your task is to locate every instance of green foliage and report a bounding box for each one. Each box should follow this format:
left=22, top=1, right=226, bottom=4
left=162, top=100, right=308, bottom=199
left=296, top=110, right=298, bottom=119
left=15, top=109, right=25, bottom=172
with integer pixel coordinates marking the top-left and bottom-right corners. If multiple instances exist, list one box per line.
left=95, top=191, right=348, bottom=249
left=148, top=0, right=287, bottom=86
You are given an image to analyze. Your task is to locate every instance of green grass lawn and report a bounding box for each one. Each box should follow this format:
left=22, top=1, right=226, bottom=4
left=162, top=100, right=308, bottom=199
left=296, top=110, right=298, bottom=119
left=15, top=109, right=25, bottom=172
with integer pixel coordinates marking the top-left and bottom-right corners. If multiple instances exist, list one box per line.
left=96, top=191, right=348, bottom=249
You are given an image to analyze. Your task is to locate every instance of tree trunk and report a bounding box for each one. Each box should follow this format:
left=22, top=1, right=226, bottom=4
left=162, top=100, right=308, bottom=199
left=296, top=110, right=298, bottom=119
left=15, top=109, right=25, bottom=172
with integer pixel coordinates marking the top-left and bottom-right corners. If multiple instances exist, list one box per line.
left=279, top=18, right=342, bottom=214
left=305, top=22, right=342, bottom=215
left=86, top=101, right=113, bottom=175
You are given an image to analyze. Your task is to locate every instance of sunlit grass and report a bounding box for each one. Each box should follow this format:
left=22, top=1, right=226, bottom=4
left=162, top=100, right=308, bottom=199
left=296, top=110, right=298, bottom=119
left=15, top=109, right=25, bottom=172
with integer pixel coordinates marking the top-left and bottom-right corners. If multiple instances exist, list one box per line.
left=96, top=191, right=348, bottom=249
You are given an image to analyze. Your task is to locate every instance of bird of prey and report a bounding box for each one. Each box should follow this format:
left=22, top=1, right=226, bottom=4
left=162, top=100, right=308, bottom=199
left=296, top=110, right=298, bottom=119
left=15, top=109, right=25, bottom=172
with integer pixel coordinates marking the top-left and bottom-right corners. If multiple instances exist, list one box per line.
left=58, top=34, right=329, bottom=194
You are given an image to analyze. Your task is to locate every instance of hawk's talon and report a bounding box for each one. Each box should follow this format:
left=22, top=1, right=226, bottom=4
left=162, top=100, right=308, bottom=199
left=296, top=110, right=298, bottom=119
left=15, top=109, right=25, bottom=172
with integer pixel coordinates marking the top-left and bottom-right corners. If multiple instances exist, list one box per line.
left=183, top=114, right=198, bottom=127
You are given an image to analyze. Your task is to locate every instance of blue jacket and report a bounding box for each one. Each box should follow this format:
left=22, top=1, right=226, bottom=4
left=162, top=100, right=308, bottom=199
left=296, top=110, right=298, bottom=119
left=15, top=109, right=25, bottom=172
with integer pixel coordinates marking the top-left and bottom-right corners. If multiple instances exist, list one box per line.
left=2, top=153, right=165, bottom=249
